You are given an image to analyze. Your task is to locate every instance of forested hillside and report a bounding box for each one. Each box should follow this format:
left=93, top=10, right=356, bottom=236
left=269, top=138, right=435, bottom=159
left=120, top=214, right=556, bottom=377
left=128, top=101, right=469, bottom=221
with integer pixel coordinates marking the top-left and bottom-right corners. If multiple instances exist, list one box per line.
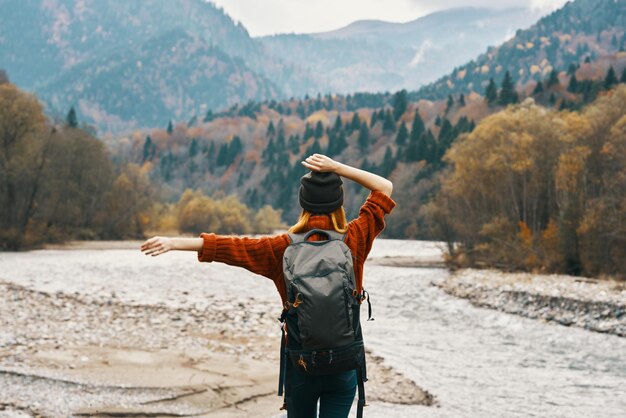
left=40, top=29, right=280, bottom=131
left=105, top=54, right=625, bottom=242
left=415, top=0, right=626, bottom=101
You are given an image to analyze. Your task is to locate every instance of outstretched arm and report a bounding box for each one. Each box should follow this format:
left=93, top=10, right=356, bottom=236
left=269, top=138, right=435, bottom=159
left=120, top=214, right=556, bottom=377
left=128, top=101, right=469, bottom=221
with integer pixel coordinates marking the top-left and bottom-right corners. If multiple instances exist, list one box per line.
left=301, top=154, right=393, bottom=196
left=140, top=236, right=202, bottom=257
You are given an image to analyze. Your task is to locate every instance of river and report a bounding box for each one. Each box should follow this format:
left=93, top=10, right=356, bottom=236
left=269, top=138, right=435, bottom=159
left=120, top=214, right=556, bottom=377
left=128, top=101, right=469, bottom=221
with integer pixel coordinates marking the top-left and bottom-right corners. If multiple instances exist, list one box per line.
left=0, top=239, right=624, bottom=417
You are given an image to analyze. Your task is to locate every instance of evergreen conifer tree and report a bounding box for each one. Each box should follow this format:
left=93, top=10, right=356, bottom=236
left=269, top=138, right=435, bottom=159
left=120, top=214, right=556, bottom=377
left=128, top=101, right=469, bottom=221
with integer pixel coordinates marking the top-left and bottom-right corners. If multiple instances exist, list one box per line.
left=546, top=69, right=560, bottom=88
left=314, top=121, right=324, bottom=139
left=167, top=120, right=173, bottom=134
left=392, top=89, right=408, bottom=120
left=289, top=135, right=300, bottom=154
left=567, top=63, right=577, bottom=76
left=358, top=122, right=369, bottom=152
left=203, top=110, right=214, bottom=122
left=142, top=135, right=152, bottom=163
left=567, top=75, right=579, bottom=93
left=604, top=66, right=618, bottom=89
left=208, top=141, right=215, bottom=160
left=66, top=106, right=78, bottom=128
left=350, top=112, right=361, bottom=131
left=382, top=110, right=396, bottom=133
left=381, top=146, right=395, bottom=177
left=267, top=120, right=276, bottom=137
left=485, top=78, right=498, bottom=105
left=217, top=143, right=229, bottom=166
left=533, top=81, right=544, bottom=94
left=395, top=122, right=408, bottom=146
left=498, top=71, right=518, bottom=106
left=333, top=115, right=342, bottom=132
left=335, top=131, right=348, bottom=155
left=410, top=110, right=425, bottom=142
left=304, top=122, right=313, bottom=139
left=189, top=138, right=198, bottom=158
left=445, top=94, right=454, bottom=114
left=459, top=93, right=466, bottom=107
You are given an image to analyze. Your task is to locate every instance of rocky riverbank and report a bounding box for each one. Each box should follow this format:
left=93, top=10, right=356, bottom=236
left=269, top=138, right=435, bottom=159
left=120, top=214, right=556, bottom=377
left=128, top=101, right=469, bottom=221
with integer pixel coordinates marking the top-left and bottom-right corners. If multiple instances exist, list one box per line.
left=434, top=269, right=626, bottom=337
left=0, top=278, right=433, bottom=417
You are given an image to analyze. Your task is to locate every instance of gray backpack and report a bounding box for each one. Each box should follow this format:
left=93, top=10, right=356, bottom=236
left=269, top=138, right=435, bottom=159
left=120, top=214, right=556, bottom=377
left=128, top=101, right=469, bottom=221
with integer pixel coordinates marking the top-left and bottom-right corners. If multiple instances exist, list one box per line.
left=277, top=229, right=371, bottom=418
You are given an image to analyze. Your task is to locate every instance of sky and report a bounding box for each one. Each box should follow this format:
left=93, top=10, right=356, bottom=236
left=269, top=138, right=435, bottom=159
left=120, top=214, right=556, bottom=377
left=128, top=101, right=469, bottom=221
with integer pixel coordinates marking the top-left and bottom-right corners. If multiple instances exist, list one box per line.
left=209, top=0, right=569, bottom=37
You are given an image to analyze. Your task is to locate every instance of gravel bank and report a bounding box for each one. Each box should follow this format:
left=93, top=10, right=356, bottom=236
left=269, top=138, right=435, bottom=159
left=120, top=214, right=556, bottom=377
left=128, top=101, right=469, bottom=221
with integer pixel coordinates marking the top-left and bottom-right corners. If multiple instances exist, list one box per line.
left=0, top=279, right=432, bottom=417
left=434, top=269, right=626, bottom=337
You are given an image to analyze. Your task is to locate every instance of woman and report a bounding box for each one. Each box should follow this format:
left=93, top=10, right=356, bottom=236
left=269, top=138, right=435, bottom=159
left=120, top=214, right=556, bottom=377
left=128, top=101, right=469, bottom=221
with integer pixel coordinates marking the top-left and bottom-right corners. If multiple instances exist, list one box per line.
left=140, top=153, right=395, bottom=417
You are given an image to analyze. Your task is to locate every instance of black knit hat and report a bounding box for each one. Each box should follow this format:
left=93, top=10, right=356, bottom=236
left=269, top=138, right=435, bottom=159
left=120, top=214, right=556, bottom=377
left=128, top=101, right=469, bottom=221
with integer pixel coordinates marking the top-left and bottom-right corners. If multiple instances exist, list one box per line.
left=299, top=171, right=343, bottom=214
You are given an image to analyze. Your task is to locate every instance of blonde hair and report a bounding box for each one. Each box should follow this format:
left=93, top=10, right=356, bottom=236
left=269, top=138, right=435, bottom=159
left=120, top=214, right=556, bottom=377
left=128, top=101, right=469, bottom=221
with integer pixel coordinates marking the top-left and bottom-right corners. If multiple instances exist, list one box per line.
left=288, top=206, right=348, bottom=234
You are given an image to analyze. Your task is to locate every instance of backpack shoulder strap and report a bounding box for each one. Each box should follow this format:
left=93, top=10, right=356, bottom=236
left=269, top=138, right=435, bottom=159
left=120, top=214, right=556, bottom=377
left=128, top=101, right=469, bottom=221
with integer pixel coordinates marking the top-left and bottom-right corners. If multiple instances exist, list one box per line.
left=288, top=228, right=345, bottom=244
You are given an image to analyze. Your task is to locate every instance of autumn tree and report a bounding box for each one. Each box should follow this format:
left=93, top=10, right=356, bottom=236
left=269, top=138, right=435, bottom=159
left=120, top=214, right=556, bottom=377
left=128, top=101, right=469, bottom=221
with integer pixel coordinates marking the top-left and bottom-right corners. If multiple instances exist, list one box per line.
left=0, top=84, right=47, bottom=248
left=254, top=205, right=286, bottom=233
left=104, top=163, right=153, bottom=239
left=430, top=86, right=626, bottom=277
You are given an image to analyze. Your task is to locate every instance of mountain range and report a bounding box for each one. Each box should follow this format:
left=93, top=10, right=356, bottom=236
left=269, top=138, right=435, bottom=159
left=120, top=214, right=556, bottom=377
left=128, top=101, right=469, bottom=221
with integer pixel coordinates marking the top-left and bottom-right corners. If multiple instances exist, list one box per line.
left=259, top=7, right=543, bottom=94
left=1, top=0, right=547, bottom=132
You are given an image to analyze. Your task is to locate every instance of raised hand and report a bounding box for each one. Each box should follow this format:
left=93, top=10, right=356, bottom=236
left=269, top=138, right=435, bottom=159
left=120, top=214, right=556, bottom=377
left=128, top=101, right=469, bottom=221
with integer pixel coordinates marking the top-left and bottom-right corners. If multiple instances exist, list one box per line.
left=301, top=154, right=340, bottom=173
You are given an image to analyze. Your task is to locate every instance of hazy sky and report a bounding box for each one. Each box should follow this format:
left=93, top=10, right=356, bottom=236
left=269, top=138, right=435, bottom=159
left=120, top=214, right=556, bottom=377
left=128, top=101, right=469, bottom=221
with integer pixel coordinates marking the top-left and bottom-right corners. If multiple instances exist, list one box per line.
left=209, top=0, right=569, bottom=37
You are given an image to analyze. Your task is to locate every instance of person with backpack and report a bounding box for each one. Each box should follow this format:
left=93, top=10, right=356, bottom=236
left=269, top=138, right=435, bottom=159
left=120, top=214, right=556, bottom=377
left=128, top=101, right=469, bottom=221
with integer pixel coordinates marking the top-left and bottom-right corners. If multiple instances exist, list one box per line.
left=140, top=153, right=395, bottom=418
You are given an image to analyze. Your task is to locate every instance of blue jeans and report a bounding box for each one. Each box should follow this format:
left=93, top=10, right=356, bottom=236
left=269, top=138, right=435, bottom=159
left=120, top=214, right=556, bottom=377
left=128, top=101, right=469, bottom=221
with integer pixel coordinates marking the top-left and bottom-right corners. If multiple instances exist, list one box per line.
left=287, top=369, right=357, bottom=418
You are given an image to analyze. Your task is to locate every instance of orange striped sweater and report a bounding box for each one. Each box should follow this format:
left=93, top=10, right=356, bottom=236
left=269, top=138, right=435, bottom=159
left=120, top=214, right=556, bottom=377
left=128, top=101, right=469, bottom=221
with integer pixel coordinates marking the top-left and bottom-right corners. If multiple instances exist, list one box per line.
left=197, top=190, right=396, bottom=306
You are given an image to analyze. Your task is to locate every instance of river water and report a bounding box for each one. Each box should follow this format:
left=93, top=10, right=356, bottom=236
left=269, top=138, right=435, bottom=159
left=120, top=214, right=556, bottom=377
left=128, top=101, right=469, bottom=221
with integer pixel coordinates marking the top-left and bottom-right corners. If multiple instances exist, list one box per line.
left=1, top=239, right=625, bottom=417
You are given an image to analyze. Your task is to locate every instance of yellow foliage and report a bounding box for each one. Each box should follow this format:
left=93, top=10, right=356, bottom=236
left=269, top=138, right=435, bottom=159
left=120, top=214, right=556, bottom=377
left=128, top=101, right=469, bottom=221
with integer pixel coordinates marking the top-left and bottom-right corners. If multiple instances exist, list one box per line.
left=254, top=205, right=286, bottom=234
left=306, top=111, right=330, bottom=125
left=555, top=146, right=591, bottom=194
left=433, top=85, right=626, bottom=276
left=518, top=221, right=533, bottom=248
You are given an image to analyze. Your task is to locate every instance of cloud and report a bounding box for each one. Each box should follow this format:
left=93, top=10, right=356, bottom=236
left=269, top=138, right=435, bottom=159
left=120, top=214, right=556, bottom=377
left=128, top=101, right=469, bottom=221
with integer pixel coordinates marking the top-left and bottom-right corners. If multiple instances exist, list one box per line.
left=529, top=0, right=568, bottom=12
left=408, top=0, right=569, bottom=13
